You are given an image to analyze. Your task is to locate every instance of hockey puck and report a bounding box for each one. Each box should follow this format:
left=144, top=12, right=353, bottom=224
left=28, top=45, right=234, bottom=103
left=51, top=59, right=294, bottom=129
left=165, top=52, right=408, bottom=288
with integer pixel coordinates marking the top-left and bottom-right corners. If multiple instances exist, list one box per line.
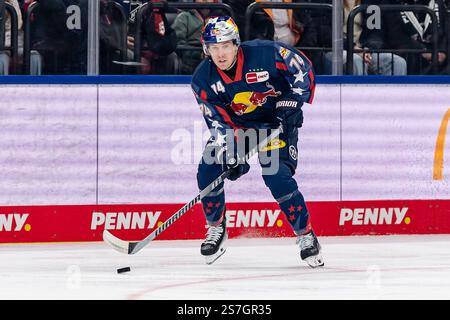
left=117, top=266, right=131, bottom=274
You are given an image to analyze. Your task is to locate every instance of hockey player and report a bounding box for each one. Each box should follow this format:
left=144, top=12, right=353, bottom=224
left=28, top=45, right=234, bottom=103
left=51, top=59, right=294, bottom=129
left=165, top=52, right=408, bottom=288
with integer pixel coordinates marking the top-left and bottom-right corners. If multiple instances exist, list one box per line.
left=191, top=16, right=323, bottom=268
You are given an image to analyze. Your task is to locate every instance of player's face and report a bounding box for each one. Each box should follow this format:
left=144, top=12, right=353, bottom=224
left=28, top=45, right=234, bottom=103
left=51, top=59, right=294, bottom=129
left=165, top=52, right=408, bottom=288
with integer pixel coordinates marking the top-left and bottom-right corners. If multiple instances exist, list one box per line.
left=208, top=41, right=239, bottom=70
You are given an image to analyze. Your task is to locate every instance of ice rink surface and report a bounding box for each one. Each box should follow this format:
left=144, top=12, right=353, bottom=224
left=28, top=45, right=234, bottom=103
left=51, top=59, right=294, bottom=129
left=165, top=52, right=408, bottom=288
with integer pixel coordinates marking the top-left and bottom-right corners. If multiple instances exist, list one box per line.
left=1, top=235, right=450, bottom=300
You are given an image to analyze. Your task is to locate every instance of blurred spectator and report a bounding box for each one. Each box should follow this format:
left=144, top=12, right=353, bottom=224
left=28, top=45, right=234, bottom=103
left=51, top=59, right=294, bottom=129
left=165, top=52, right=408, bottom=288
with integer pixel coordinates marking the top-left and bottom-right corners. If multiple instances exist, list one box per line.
left=99, top=0, right=128, bottom=74
left=171, top=0, right=221, bottom=74
left=25, top=0, right=88, bottom=75
left=223, top=0, right=274, bottom=40
left=382, top=0, right=448, bottom=74
left=225, top=0, right=322, bottom=71
left=1, top=0, right=23, bottom=74
left=288, top=0, right=330, bottom=74
left=113, top=0, right=134, bottom=17
left=324, top=0, right=407, bottom=75
left=256, top=0, right=302, bottom=46
left=4, top=0, right=22, bottom=48
left=291, top=0, right=319, bottom=49
left=255, top=0, right=320, bottom=69
left=128, top=0, right=177, bottom=74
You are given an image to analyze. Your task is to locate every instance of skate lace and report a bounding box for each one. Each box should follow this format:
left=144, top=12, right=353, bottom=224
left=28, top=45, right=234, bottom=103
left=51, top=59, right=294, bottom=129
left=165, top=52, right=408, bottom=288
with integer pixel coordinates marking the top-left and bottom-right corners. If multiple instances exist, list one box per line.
left=296, top=233, right=314, bottom=250
left=204, top=225, right=223, bottom=245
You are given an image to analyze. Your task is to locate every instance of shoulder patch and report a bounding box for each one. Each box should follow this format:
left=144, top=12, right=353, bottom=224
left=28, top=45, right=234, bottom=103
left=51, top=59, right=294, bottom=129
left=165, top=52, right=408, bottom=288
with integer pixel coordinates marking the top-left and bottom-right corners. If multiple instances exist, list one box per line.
left=279, top=47, right=290, bottom=59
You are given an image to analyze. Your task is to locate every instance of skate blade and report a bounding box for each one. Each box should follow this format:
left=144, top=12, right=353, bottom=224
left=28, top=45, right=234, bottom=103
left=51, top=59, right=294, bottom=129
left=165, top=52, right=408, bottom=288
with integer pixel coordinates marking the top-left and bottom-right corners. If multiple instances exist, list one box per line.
left=304, top=254, right=324, bottom=268
left=205, top=247, right=227, bottom=265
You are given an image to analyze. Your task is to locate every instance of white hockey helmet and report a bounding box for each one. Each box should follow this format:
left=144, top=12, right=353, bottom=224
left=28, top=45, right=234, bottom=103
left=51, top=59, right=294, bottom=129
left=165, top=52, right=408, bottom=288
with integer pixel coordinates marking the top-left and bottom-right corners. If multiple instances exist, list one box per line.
left=201, top=16, right=241, bottom=55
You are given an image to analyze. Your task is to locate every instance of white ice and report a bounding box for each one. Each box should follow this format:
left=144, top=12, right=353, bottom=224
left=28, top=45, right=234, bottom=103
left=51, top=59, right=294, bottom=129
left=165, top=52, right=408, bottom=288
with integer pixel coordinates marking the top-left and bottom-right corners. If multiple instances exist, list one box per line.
left=1, top=235, right=450, bottom=300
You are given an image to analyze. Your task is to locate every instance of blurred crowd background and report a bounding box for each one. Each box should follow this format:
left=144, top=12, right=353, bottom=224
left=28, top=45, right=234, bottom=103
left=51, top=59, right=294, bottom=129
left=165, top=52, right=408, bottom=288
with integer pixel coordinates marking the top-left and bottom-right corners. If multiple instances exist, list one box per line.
left=0, top=0, right=449, bottom=76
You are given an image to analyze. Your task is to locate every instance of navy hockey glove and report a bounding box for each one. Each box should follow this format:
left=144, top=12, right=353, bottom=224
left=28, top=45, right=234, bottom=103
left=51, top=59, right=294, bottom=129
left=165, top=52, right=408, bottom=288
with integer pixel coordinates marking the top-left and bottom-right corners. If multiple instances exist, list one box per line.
left=206, top=130, right=250, bottom=181
left=275, top=92, right=304, bottom=128
left=225, top=155, right=250, bottom=181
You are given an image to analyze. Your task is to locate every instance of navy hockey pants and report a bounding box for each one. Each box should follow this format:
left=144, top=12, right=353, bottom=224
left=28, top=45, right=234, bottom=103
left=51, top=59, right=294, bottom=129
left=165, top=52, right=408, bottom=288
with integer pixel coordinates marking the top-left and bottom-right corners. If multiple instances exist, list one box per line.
left=197, top=127, right=311, bottom=235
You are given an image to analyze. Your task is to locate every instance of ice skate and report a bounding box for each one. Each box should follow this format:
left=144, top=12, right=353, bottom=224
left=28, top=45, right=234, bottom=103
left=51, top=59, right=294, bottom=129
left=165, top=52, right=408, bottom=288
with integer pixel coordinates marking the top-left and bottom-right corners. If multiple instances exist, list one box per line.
left=201, top=219, right=227, bottom=265
left=297, top=230, right=324, bottom=268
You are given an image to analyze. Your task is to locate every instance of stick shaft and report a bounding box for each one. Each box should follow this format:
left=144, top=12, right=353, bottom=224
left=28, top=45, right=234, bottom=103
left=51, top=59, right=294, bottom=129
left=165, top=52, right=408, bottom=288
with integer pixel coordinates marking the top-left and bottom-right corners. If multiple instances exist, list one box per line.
left=104, top=128, right=281, bottom=255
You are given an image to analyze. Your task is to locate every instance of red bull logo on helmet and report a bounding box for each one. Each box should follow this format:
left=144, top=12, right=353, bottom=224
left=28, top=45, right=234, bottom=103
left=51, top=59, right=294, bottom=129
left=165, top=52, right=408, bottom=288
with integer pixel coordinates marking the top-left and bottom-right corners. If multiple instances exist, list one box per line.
left=230, top=83, right=281, bottom=116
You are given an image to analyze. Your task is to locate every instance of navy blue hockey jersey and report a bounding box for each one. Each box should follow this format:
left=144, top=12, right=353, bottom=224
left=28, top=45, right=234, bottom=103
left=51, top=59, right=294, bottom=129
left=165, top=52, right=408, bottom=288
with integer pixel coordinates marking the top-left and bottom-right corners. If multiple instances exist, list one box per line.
left=191, top=39, right=315, bottom=135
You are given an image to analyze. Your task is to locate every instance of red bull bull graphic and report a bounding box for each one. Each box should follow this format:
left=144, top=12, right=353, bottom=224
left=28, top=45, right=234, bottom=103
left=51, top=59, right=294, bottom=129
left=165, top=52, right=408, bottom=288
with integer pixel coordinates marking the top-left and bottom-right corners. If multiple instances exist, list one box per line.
left=230, top=83, right=281, bottom=116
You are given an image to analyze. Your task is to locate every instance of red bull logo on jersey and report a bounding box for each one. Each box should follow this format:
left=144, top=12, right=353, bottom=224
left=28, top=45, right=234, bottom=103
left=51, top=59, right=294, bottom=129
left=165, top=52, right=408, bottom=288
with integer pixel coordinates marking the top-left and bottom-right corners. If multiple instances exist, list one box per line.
left=230, top=83, right=281, bottom=116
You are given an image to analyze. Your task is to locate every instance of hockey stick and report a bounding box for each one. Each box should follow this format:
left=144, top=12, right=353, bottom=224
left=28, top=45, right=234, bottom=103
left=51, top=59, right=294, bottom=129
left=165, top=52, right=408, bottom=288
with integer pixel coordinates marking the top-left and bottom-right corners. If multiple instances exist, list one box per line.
left=103, top=127, right=281, bottom=255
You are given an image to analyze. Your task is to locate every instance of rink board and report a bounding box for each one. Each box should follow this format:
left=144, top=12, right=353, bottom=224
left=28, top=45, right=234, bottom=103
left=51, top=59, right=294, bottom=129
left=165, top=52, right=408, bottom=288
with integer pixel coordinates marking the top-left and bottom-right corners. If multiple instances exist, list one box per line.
left=0, top=81, right=449, bottom=243
left=0, top=199, right=449, bottom=243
